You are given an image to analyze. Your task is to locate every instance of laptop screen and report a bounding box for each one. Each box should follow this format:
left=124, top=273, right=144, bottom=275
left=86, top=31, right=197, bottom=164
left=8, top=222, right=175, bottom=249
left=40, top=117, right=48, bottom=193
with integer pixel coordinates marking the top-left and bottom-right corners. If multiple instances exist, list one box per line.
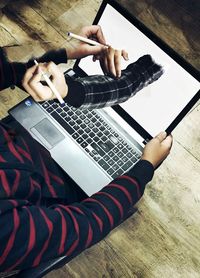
left=77, top=1, right=200, bottom=138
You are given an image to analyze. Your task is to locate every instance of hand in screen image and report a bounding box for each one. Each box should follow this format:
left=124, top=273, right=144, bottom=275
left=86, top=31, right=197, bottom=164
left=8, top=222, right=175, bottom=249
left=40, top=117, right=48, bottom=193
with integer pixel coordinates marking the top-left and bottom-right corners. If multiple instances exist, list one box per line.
left=66, top=54, right=164, bottom=109
left=94, top=45, right=129, bottom=78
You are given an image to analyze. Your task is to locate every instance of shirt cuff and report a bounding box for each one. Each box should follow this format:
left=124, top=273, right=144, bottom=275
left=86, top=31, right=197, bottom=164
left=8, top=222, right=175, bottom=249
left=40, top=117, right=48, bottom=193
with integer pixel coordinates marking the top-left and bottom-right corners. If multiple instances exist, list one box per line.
left=127, top=160, right=154, bottom=192
left=64, top=77, right=85, bottom=108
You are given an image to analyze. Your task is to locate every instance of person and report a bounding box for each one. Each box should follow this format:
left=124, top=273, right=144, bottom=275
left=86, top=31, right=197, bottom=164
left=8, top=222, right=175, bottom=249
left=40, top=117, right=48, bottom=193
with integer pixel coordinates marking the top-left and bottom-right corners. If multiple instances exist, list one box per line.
left=0, top=25, right=173, bottom=273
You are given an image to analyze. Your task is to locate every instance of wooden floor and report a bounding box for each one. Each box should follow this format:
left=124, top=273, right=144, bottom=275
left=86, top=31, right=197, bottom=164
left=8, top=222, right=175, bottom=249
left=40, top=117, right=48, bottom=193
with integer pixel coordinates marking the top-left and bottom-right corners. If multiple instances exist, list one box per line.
left=0, top=0, right=200, bottom=277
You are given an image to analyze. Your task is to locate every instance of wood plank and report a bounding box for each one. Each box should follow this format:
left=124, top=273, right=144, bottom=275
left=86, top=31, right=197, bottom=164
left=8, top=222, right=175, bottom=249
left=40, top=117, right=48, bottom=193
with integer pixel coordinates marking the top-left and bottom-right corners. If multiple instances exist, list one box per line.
left=3, top=0, right=66, bottom=52
left=51, top=0, right=101, bottom=40
left=173, top=105, right=200, bottom=160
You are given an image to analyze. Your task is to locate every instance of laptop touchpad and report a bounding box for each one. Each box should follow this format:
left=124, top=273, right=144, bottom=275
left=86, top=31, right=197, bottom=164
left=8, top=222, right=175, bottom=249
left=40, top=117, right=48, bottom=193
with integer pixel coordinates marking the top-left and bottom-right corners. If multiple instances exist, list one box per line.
left=31, top=118, right=65, bottom=149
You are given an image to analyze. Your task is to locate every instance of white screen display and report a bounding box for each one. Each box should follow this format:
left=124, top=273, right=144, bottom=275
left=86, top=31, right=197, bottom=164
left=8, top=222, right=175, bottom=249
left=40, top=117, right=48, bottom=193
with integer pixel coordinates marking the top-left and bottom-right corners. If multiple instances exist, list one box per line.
left=78, top=4, right=200, bottom=137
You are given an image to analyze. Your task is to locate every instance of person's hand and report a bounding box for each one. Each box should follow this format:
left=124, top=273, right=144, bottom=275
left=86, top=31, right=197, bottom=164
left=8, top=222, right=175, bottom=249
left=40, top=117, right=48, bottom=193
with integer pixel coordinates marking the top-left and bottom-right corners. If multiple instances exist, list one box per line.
left=67, top=25, right=107, bottom=60
left=67, top=25, right=129, bottom=78
left=141, top=131, right=173, bottom=168
left=98, top=46, right=129, bottom=78
left=22, top=62, right=68, bottom=102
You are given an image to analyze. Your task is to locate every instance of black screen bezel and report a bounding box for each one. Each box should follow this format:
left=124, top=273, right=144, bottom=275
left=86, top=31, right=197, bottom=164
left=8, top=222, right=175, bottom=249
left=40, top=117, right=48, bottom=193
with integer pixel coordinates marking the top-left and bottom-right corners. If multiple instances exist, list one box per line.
left=73, top=0, right=200, bottom=141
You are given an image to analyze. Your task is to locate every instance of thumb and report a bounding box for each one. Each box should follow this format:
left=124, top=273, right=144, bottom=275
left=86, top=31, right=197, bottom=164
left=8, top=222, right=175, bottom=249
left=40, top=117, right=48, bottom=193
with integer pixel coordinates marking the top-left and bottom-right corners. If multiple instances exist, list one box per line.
left=162, top=134, right=173, bottom=148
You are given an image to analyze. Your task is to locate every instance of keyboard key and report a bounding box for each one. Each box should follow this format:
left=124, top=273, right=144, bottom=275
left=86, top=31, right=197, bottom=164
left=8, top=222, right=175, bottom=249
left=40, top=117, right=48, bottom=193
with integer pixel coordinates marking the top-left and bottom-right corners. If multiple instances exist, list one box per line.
left=56, top=108, right=62, bottom=113
left=94, top=136, right=99, bottom=142
left=76, top=137, right=83, bottom=144
left=81, top=142, right=88, bottom=148
left=106, top=140, right=114, bottom=149
left=91, top=143, right=105, bottom=156
left=118, top=143, right=124, bottom=149
left=47, top=107, right=53, bottom=113
left=82, top=133, right=88, bottom=139
left=107, top=169, right=114, bottom=176
left=80, top=114, right=86, bottom=120
left=72, top=133, right=79, bottom=139
left=108, top=151, right=114, bottom=157
left=99, top=126, right=105, bottom=131
left=113, top=156, right=119, bottom=162
left=89, top=123, right=94, bottom=128
left=103, top=155, right=110, bottom=161
left=135, top=153, right=141, bottom=159
left=113, top=164, right=120, bottom=171
left=109, top=135, right=118, bottom=144
left=122, top=157, right=128, bottom=162
left=69, top=120, right=75, bottom=126
left=118, top=152, right=123, bottom=158
left=76, top=119, right=82, bottom=125
left=113, top=147, right=119, bottom=153
left=93, top=127, right=98, bottom=133
left=78, top=129, right=84, bottom=135
left=108, top=159, right=114, bottom=166
left=104, top=130, right=109, bottom=136
left=63, top=107, right=69, bottom=112
left=112, top=169, right=123, bottom=179
left=122, top=148, right=128, bottom=154
left=72, top=115, right=78, bottom=120
left=130, top=156, right=137, bottom=163
left=60, top=112, right=67, bottom=117
left=68, top=111, right=73, bottom=116
left=89, top=132, right=95, bottom=138
left=127, top=152, right=133, bottom=158
left=52, top=103, right=59, bottom=109
left=42, top=102, right=49, bottom=109
left=51, top=111, right=75, bottom=135
left=84, top=119, right=90, bottom=124
left=86, top=138, right=93, bottom=144
left=98, top=159, right=109, bottom=170
left=122, top=161, right=132, bottom=171
left=80, top=123, right=86, bottom=129
left=74, top=125, right=79, bottom=131
left=99, top=141, right=113, bottom=152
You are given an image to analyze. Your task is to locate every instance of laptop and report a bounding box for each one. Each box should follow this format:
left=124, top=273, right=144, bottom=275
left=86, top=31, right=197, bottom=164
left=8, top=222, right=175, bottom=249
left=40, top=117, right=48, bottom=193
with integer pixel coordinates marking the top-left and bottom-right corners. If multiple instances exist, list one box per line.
left=9, top=0, right=200, bottom=196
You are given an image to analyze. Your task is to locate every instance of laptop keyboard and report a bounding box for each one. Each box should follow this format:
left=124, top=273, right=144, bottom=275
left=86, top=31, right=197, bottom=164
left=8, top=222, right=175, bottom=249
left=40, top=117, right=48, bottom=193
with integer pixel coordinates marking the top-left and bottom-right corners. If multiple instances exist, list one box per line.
left=41, top=100, right=141, bottom=179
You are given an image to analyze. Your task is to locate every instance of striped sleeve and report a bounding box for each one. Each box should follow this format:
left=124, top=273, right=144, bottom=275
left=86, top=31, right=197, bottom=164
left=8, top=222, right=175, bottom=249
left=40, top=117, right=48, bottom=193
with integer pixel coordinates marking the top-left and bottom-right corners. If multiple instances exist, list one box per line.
left=0, top=160, right=153, bottom=272
left=0, top=48, right=67, bottom=90
left=64, top=54, right=164, bottom=109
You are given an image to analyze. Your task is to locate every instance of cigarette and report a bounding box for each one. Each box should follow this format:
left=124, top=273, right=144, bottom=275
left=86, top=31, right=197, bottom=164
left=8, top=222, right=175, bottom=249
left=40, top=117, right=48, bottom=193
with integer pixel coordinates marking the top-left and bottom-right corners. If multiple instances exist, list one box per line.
left=67, top=32, right=108, bottom=48
left=34, top=60, right=65, bottom=106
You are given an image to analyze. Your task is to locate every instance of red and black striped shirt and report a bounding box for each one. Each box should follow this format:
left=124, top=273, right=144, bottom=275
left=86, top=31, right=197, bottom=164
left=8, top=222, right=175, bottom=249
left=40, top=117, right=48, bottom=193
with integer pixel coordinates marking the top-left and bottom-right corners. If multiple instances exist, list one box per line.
left=0, top=48, right=154, bottom=272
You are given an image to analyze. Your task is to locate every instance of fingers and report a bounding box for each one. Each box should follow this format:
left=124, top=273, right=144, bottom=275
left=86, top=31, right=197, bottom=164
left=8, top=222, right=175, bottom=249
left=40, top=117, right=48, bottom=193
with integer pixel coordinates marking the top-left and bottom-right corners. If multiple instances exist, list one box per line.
left=122, top=49, right=129, bottom=61
left=100, top=47, right=129, bottom=78
left=22, top=65, right=46, bottom=101
left=163, top=134, right=173, bottom=149
left=155, top=131, right=167, bottom=142
left=22, top=62, right=67, bottom=102
left=81, top=25, right=106, bottom=45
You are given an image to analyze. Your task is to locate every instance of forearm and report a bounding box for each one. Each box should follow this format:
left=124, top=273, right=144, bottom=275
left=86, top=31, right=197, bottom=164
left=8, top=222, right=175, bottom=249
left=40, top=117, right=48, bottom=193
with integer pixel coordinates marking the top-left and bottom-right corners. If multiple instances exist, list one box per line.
left=0, top=160, right=153, bottom=272
left=64, top=55, right=163, bottom=109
